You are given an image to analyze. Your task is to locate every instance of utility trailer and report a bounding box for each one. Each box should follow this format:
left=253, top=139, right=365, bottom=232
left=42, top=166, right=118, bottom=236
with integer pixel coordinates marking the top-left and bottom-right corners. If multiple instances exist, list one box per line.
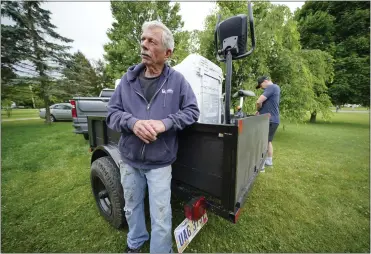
left=88, top=2, right=269, bottom=252
left=89, top=113, right=269, bottom=219
left=88, top=114, right=268, bottom=252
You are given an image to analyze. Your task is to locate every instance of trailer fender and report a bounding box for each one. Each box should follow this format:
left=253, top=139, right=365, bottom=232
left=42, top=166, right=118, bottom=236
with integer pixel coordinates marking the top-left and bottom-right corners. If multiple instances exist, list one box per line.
left=91, top=145, right=122, bottom=169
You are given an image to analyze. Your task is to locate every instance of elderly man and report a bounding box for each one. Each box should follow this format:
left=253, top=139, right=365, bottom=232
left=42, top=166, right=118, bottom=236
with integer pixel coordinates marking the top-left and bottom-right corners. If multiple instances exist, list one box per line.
left=255, top=76, right=280, bottom=168
left=106, top=21, right=200, bottom=253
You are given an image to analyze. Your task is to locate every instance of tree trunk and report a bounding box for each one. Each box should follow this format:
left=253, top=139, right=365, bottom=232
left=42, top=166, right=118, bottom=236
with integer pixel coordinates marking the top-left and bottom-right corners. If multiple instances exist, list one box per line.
left=310, top=111, right=317, bottom=123
left=43, top=87, right=51, bottom=125
left=41, top=80, right=51, bottom=124
left=29, top=85, right=36, bottom=109
left=44, top=101, right=51, bottom=124
left=6, top=107, right=12, bottom=118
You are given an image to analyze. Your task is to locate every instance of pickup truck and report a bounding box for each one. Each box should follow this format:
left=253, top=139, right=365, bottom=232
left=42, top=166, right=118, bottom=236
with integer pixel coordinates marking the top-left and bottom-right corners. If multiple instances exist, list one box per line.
left=70, top=88, right=115, bottom=140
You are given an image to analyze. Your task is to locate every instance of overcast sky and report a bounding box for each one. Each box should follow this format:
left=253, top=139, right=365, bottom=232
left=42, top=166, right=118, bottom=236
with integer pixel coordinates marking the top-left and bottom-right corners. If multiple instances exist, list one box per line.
left=42, top=1, right=304, bottom=62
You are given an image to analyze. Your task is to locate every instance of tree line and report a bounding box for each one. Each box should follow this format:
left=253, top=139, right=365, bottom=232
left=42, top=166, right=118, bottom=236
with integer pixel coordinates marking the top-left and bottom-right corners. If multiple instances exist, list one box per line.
left=1, top=1, right=369, bottom=123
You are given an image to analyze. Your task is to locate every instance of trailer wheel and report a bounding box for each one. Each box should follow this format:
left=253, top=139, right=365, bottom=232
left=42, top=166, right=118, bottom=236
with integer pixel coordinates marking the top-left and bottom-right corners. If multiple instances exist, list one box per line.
left=91, top=156, right=126, bottom=229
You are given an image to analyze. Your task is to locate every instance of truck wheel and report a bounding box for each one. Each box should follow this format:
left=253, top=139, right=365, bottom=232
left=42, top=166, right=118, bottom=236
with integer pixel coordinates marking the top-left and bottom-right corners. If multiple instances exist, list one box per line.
left=83, top=133, right=89, bottom=140
left=91, top=156, right=126, bottom=229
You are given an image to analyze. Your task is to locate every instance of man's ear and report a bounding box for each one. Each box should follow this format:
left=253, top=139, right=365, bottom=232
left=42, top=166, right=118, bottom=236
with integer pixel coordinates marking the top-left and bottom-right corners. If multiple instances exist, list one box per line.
left=164, top=48, right=173, bottom=60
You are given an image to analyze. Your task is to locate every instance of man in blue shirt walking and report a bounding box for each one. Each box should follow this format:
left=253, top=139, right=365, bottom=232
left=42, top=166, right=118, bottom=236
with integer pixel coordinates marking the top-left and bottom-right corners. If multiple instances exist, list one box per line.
left=255, top=76, right=280, bottom=168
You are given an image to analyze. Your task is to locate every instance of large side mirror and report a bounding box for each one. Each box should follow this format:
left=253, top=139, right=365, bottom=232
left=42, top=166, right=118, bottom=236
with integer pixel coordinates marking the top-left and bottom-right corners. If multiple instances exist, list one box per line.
left=214, top=1, right=256, bottom=124
left=214, top=1, right=255, bottom=62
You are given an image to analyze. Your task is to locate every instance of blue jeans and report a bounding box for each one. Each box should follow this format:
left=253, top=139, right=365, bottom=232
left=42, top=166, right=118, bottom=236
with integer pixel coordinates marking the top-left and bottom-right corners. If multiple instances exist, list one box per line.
left=119, top=161, right=173, bottom=253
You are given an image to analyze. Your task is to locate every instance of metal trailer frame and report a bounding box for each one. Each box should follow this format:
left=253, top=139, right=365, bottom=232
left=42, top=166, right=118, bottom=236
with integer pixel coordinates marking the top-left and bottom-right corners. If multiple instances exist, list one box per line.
left=88, top=113, right=269, bottom=223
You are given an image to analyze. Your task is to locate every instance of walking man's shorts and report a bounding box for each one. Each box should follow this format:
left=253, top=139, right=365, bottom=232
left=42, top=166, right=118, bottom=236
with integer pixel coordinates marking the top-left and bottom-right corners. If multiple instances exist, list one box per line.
left=268, top=122, right=279, bottom=142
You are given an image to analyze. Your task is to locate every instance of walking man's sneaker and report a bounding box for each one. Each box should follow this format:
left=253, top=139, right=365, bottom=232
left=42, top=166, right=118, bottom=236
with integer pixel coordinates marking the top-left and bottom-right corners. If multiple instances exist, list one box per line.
left=265, top=157, right=273, bottom=166
left=260, top=164, right=265, bottom=172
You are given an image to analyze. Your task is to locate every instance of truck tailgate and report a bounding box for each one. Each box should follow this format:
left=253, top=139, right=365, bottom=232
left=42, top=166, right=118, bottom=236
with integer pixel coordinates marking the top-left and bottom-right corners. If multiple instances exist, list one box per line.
left=75, top=97, right=109, bottom=115
left=234, top=114, right=269, bottom=205
left=72, top=97, right=109, bottom=134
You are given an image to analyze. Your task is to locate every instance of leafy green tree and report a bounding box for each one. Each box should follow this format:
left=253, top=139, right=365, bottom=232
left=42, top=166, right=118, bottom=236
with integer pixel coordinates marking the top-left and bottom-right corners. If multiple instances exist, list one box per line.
left=1, top=24, right=28, bottom=84
left=92, top=59, right=113, bottom=89
left=1, top=1, right=73, bottom=123
left=198, top=1, right=333, bottom=123
left=1, top=3, right=30, bottom=103
left=171, top=31, right=190, bottom=66
left=300, top=50, right=334, bottom=122
left=296, top=1, right=370, bottom=107
left=104, top=1, right=186, bottom=80
left=62, top=51, right=100, bottom=97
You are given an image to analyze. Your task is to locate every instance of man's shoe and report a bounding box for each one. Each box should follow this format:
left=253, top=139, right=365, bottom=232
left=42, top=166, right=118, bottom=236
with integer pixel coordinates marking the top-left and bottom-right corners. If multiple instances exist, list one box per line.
left=260, top=164, right=265, bottom=172
left=124, top=246, right=141, bottom=253
left=265, top=159, right=273, bottom=166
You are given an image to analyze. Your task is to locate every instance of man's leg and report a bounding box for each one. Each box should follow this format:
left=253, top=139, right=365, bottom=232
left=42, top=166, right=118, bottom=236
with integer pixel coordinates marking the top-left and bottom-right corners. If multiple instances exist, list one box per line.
left=145, top=165, right=173, bottom=253
left=268, top=141, right=273, bottom=157
left=120, top=162, right=149, bottom=250
left=265, top=141, right=273, bottom=166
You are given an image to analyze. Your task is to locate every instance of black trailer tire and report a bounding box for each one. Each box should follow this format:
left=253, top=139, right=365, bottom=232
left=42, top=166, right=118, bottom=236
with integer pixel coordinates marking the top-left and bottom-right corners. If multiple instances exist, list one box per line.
left=83, top=133, right=89, bottom=140
left=91, top=156, right=126, bottom=229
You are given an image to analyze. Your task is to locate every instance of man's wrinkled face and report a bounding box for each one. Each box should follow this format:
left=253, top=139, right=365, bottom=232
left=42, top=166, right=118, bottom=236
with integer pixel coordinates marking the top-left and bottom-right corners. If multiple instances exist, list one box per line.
left=140, top=28, right=172, bottom=67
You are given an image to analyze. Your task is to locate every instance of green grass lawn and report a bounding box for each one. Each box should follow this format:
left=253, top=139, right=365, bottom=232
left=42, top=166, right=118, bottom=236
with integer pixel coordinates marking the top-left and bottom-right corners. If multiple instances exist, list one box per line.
left=1, top=109, right=39, bottom=119
left=1, top=113, right=370, bottom=253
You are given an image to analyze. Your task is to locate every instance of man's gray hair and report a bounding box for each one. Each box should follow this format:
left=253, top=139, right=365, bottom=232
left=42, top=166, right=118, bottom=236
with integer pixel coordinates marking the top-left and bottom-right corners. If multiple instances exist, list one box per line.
left=142, top=20, right=174, bottom=52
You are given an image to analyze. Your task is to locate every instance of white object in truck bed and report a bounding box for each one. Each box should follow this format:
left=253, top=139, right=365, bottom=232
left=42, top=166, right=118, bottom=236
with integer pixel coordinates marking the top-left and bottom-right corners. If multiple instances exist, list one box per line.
left=173, top=54, right=223, bottom=124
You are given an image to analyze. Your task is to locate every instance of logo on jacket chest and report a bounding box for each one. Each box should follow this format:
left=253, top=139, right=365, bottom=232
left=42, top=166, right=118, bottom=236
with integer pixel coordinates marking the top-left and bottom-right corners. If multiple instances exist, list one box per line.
left=162, top=88, right=174, bottom=94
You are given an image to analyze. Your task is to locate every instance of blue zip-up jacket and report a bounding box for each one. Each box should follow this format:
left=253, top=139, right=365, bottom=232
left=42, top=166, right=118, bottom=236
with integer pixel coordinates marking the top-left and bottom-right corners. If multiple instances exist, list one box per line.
left=106, top=63, right=200, bottom=170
